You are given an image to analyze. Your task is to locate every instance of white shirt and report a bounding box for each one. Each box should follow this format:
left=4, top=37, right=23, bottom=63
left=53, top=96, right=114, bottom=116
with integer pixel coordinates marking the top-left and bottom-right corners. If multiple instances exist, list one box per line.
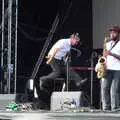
left=48, top=38, right=71, bottom=60
left=106, top=40, right=120, bottom=70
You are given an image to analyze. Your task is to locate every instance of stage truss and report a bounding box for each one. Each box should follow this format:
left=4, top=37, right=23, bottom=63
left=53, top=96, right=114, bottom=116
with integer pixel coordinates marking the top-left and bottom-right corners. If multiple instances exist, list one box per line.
left=0, top=0, right=18, bottom=93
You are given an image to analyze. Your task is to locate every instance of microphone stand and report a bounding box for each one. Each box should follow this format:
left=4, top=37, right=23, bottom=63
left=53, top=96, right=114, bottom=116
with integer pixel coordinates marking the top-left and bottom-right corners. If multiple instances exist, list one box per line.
left=65, top=52, right=71, bottom=91
left=63, top=48, right=81, bottom=92
left=90, top=52, right=94, bottom=108
left=90, top=51, right=97, bottom=109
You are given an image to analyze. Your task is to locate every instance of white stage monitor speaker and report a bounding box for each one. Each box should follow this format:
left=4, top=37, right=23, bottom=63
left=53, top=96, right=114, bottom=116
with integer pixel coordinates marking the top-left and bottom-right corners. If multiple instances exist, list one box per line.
left=50, top=91, right=89, bottom=111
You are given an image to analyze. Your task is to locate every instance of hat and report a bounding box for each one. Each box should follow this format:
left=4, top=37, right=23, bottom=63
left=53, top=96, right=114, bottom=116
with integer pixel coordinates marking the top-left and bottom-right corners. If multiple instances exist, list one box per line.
left=70, top=33, right=80, bottom=40
left=109, top=26, right=120, bottom=33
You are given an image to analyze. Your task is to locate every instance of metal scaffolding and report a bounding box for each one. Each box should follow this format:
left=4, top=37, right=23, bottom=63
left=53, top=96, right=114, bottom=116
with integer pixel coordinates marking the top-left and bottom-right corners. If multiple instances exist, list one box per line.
left=0, top=0, right=18, bottom=93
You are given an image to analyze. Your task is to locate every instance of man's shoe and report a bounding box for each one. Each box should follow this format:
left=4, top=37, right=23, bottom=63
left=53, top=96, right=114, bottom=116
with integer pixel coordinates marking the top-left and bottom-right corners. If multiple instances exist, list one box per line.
left=76, top=78, right=88, bottom=87
left=112, top=107, right=120, bottom=112
left=103, top=107, right=111, bottom=112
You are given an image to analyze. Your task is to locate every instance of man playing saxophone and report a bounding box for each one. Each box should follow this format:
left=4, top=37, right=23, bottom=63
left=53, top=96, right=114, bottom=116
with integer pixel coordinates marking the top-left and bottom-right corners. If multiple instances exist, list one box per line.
left=95, top=26, right=120, bottom=111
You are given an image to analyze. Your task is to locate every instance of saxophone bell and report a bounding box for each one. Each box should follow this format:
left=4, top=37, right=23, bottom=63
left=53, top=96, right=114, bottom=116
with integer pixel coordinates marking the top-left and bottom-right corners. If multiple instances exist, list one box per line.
left=98, top=56, right=106, bottom=65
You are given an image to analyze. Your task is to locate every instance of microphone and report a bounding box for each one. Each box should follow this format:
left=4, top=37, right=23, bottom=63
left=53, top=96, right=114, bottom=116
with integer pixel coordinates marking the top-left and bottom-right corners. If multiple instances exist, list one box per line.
left=71, top=47, right=82, bottom=57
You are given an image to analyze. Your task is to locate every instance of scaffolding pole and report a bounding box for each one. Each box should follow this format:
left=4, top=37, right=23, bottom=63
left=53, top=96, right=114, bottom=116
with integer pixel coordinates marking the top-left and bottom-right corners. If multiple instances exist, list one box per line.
left=1, top=0, right=5, bottom=67
left=0, top=0, right=18, bottom=94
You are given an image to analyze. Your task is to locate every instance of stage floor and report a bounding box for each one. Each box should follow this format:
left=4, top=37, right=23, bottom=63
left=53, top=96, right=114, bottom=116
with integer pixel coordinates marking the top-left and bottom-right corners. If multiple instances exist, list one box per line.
left=0, top=110, right=120, bottom=120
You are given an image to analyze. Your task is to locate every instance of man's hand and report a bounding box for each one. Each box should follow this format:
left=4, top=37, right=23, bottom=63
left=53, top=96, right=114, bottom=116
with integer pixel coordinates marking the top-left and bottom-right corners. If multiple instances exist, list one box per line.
left=95, top=63, right=101, bottom=72
left=46, top=48, right=59, bottom=65
left=46, top=58, right=52, bottom=64
left=103, top=50, right=112, bottom=57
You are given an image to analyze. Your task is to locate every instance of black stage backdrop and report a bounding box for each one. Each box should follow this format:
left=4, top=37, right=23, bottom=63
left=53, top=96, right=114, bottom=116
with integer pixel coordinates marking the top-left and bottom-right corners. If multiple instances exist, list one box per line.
left=17, top=0, right=94, bottom=96
left=17, top=0, right=92, bottom=78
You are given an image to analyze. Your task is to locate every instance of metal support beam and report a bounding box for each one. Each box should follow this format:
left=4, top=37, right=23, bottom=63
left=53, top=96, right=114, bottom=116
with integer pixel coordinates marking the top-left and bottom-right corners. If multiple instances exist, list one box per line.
left=0, top=0, right=18, bottom=94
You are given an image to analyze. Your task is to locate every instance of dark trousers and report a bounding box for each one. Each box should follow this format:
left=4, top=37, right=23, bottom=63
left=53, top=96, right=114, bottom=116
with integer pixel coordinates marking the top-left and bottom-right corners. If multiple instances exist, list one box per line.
left=39, top=58, right=82, bottom=91
left=101, top=70, right=120, bottom=110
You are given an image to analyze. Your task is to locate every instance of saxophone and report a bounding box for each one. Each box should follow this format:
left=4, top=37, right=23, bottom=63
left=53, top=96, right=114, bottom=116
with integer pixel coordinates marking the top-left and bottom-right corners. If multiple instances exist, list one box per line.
left=96, top=37, right=108, bottom=79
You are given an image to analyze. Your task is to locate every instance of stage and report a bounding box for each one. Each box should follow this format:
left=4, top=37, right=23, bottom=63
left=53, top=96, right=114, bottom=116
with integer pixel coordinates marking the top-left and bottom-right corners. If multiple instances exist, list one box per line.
left=0, top=110, right=120, bottom=120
